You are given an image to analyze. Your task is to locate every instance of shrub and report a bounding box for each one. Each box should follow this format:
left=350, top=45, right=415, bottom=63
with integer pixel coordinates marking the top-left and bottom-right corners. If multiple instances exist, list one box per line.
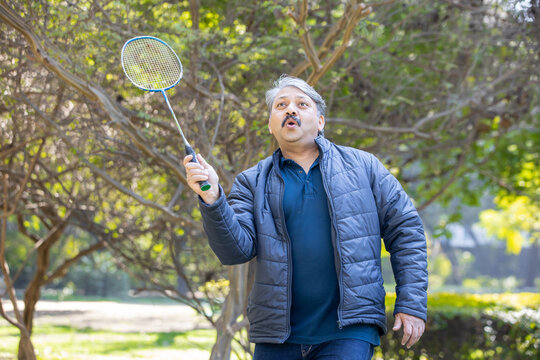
left=377, top=293, right=540, bottom=359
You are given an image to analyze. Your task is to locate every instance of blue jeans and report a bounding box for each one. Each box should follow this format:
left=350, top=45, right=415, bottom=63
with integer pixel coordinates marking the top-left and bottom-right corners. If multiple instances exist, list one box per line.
left=253, top=339, right=374, bottom=360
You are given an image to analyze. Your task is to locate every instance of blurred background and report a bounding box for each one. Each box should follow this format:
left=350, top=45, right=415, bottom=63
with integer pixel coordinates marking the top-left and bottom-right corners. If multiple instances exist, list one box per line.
left=1, top=0, right=538, bottom=359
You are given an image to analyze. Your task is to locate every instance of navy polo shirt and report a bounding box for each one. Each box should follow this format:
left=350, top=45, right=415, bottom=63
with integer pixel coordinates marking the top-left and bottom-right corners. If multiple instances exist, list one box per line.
left=280, top=154, right=380, bottom=346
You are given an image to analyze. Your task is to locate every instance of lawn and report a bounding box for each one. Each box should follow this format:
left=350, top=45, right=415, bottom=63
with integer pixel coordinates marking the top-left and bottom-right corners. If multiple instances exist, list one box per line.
left=1, top=292, right=538, bottom=359
left=0, top=325, right=216, bottom=360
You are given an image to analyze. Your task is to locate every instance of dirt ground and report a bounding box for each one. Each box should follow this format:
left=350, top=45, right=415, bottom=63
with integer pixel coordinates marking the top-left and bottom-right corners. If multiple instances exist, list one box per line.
left=2, top=300, right=211, bottom=333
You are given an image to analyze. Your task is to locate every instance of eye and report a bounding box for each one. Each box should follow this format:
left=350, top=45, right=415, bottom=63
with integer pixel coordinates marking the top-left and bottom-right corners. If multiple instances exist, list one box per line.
left=276, top=102, right=286, bottom=108
left=299, top=102, right=308, bottom=107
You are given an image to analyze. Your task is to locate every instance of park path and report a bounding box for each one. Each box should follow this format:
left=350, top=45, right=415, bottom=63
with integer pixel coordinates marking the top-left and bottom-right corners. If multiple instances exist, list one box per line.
left=3, top=300, right=211, bottom=333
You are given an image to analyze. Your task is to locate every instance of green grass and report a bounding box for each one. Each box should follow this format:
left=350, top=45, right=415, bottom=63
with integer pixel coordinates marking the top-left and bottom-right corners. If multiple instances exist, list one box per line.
left=39, top=293, right=181, bottom=305
left=0, top=325, right=216, bottom=360
left=3, top=293, right=537, bottom=359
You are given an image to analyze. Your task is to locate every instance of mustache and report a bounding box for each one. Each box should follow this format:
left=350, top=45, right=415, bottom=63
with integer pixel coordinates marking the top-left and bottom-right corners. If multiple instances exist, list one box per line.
left=281, top=114, right=301, bottom=127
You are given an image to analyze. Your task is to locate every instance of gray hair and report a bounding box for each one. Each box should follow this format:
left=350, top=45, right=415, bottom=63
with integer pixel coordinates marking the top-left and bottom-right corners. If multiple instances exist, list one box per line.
left=265, top=75, right=327, bottom=117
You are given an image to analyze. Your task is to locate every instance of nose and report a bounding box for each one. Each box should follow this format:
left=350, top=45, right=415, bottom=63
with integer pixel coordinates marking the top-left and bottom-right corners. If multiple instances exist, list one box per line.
left=285, top=103, right=298, bottom=115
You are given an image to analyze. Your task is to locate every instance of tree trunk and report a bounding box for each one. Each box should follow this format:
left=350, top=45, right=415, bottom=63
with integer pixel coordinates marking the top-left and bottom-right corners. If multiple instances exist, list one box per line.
left=464, top=224, right=480, bottom=247
left=210, top=261, right=254, bottom=360
left=441, top=239, right=463, bottom=285
left=524, top=240, right=538, bottom=288
left=17, top=335, right=36, bottom=360
left=17, top=245, right=50, bottom=360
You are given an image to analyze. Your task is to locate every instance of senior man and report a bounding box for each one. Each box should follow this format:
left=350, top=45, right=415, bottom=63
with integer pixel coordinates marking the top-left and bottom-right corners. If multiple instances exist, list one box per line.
left=183, top=75, right=427, bottom=360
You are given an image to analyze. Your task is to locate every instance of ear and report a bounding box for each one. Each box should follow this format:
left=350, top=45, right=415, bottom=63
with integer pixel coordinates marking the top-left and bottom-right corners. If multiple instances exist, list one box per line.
left=318, top=115, right=325, bottom=133
left=268, top=119, right=273, bottom=134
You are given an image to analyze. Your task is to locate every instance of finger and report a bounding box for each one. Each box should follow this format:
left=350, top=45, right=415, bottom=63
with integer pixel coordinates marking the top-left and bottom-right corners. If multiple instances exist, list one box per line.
left=186, top=167, right=208, bottom=176
left=184, top=161, right=204, bottom=171
left=196, top=154, right=219, bottom=182
left=401, top=322, right=412, bottom=346
left=184, top=155, right=204, bottom=170
left=183, top=154, right=194, bottom=166
left=413, top=323, right=426, bottom=346
left=197, top=153, right=208, bottom=166
left=406, top=326, right=419, bottom=348
left=392, top=315, right=402, bottom=331
left=186, top=169, right=209, bottom=181
left=187, top=174, right=210, bottom=184
left=415, top=325, right=425, bottom=344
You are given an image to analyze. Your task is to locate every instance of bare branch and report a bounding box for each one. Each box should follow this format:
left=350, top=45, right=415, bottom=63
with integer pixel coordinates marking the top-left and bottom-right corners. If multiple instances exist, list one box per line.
left=18, top=94, right=201, bottom=229
left=417, top=130, right=477, bottom=211
left=308, top=3, right=371, bottom=85
left=0, top=139, right=45, bottom=219
left=189, top=0, right=200, bottom=30
left=288, top=0, right=323, bottom=72
left=44, top=240, right=106, bottom=284
left=168, top=237, right=215, bottom=324
left=0, top=135, right=48, bottom=159
left=17, top=215, right=40, bottom=243
left=204, top=59, right=226, bottom=154
left=288, top=1, right=371, bottom=85
left=183, top=77, right=243, bottom=107
left=326, top=117, right=434, bottom=139
left=0, top=2, right=192, bottom=186
left=0, top=1, right=97, bottom=101
left=0, top=174, right=26, bottom=328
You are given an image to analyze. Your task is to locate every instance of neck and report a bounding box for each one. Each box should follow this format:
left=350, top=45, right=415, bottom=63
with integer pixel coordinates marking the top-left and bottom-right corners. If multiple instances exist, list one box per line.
left=280, top=143, right=320, bottom=173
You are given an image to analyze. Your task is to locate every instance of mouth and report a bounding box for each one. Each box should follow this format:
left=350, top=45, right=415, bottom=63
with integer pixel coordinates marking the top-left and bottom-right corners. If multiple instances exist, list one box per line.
left=281, top=114, right=302, bottom=128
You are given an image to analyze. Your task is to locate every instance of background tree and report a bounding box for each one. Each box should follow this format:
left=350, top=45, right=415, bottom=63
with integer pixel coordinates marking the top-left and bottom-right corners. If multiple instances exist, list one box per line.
left=478, top=128, right=539, bottom=286
left=1, top=0, right=538, bottom=359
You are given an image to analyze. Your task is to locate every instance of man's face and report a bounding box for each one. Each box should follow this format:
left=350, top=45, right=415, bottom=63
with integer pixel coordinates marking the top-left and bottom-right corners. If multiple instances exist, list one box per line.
left=268, top=86, right=324, bottom=148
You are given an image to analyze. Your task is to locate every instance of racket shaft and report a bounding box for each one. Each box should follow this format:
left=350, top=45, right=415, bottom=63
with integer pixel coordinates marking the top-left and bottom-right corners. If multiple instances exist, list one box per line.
left=185, top=145, right=211, bottom=191
left=160, top=91, right=210, bottom=192
left=161, top=91, right=188, bottom=144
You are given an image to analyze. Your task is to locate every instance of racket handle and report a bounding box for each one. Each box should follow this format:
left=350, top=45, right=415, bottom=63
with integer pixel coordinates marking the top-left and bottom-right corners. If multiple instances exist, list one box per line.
left=185, top=145, right=211, bottom=192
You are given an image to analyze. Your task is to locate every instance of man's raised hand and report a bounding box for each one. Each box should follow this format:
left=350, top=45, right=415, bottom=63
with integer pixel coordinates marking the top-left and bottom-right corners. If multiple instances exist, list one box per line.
left=183, top=154, right=220, bottom=205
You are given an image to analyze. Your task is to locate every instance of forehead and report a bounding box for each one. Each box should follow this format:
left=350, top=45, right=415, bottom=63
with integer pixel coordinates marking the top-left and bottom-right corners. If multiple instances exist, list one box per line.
left=274, top=86, right=312, bottom=102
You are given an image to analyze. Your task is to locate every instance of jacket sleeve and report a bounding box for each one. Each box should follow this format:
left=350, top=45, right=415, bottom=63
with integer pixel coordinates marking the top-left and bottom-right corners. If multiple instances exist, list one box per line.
left=198, top=172, right=257, bottom=265
left=369, top=154, right=428, bottom=322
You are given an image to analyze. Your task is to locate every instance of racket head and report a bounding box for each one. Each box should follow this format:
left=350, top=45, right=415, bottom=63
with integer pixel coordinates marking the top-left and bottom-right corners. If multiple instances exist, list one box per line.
left=121, top=36, right=183, bottom=92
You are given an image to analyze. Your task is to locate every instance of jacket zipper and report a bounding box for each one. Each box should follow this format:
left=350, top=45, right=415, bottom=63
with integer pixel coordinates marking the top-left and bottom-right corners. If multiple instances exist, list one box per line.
left=319, top=151, right=345, bottom=329
left=276, top=168, right=293, bottom=340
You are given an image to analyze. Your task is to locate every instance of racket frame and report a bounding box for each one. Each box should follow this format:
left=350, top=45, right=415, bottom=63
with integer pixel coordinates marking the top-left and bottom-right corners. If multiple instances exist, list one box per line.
left=121, top=36, right=211, bottom=192
left=121, top=36, right=183, bottom=92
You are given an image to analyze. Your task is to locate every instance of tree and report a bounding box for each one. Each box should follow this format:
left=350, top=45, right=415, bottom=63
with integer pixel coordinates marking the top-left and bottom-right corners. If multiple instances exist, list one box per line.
left=480, top=195, right=539, bottom=251
left=0, top=125, right=107, bottom=359
left=1, top=1, right=539, bottom=359
left=478, top=128, right=539, bottom=286
left=0, top=41, right=117, bottom=358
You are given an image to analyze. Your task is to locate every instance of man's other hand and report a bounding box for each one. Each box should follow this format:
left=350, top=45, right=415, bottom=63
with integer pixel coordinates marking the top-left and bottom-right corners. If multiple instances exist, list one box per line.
left=392, top=312, right=425, bottom=349
left=183, top=154, right=220, bottom=205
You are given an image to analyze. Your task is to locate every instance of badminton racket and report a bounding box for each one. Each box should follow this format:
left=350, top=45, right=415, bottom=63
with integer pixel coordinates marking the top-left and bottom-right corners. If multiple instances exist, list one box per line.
left=121, top=36, right=210, bottom=191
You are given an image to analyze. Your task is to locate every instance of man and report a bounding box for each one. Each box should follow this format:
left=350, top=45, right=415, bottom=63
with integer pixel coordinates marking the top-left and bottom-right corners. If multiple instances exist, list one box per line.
left=184, top=75, right=427, bottom=360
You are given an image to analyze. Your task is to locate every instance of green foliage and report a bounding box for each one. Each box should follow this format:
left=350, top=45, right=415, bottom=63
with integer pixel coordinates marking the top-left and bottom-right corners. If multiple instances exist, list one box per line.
left=427, top=253, right=452, bottom=289
left=380, top=292, right=540, bottom=359
left=476, top=126, right=539, bottom=254
left=480, top=195, right=539, bottom=254
left=2, top=1, right=540, bottom=358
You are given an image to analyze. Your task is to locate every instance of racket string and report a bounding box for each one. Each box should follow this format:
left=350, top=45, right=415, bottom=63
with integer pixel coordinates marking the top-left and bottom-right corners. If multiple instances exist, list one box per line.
left=122, top=38, right=182, bottom=90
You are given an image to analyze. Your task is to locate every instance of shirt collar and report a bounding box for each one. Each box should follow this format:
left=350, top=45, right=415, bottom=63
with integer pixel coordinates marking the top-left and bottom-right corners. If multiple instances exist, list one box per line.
left=279, top=152, right=320, bottom=169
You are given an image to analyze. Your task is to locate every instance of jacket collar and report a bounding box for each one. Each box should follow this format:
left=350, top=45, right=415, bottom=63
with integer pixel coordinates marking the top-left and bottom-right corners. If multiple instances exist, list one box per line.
left=315, top=135, right=332, bottom=155
left=271, top=136, right=331, bottom=168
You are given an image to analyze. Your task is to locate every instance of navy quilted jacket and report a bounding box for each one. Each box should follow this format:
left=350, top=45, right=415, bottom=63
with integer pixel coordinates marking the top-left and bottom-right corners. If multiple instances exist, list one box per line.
left=199, top=136, right=428, bottom=343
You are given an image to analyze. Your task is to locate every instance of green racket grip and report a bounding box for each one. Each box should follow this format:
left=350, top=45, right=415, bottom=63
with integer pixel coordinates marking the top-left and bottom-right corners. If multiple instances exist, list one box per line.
left=185, top=145, right=211, bottom=192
